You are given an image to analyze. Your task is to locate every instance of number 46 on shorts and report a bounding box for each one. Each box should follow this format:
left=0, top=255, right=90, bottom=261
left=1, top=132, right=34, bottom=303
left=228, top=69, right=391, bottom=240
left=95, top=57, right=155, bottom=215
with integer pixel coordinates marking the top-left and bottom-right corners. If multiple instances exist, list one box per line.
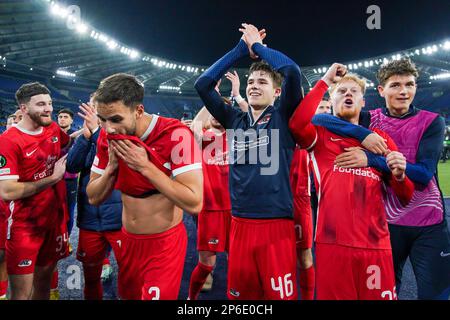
left=271, top=273, right=294, bottom=299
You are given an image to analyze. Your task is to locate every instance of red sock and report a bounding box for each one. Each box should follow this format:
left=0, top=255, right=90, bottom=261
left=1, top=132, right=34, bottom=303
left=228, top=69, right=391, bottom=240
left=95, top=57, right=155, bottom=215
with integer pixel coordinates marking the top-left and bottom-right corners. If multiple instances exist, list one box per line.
left=0, top=280, right=7, bottom=296
left=83, top=264, right=103, bottom=300
left=188, top=263, right=214, bottom=300
left=51, top=270, right=59, bottom=290
left=299, top=266, right=315, bottom=300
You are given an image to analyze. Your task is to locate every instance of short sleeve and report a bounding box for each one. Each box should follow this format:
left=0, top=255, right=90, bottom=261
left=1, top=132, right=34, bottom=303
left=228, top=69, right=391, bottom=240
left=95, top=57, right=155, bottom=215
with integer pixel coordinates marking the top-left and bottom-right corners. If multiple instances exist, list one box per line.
left=0, top=136, right=21, bottom=181
left=168, top=126, right=202, bottom=177
left=90, top=129, right=109, bottom=175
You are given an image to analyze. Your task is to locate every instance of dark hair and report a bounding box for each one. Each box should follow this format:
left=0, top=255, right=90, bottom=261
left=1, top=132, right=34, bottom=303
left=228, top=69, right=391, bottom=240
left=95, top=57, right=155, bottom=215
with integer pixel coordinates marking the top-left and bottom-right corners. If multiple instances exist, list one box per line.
left=249, top=61, right=283, bottom=88
left=15, top=82, right=51, bottom=105
left=94, top=73, right=144, bottom=108
left=377, top=58, right=419, bottom=86
left=58, top=108, right=74, bottom=119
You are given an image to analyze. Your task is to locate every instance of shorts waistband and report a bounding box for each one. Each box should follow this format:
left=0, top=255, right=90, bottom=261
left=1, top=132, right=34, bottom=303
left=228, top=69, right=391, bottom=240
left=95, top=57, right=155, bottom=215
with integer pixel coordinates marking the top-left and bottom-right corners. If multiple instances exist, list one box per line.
left=201, top=209, right=232, bottom=214
left=121, top=221, right=184, bottom=240
left=232, top=216, right=292, bottom=225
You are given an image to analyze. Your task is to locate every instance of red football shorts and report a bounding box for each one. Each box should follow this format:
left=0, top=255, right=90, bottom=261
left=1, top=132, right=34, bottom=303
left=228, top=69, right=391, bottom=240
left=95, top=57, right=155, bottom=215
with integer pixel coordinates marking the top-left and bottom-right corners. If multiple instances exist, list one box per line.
left=315, top=243, right=397, bottom=300
left=293, top=195, right=313, bottom=250
left=77, top=229, right=124, bottom=265
left=6, top=214, right=69, bottom=275
left=227, top=217, right=298, bottom=300
left=0, top=212, right=6, bottom=251
left=197, top=209, right=231, bottom=253
left=118, top=222, right=187, bottom=300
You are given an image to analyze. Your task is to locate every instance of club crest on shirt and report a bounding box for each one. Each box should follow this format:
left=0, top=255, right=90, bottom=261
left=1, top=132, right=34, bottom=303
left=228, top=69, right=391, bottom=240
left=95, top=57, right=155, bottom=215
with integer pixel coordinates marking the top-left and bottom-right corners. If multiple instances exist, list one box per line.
left=208, top=238, right=219, bottom=245
left=0, top=155, right=6, bottom=168
left=18, top=259, right=33, bottom=268
left=257, top=114, right=272, bottom=125
left=52, top=136, right=59, bottom=143
left=229, top=289, right=240, bottom=297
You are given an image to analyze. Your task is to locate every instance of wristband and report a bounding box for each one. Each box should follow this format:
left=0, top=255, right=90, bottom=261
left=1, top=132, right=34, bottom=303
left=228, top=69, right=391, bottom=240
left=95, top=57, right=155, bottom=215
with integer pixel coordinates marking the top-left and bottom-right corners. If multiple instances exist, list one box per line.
left=234, top=95, right=245, bottom=104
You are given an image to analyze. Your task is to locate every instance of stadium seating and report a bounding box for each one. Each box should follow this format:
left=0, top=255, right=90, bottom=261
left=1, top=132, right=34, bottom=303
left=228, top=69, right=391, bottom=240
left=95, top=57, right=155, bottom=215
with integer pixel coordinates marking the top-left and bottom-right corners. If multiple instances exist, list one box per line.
left=1, top=72, right=448, bottom=126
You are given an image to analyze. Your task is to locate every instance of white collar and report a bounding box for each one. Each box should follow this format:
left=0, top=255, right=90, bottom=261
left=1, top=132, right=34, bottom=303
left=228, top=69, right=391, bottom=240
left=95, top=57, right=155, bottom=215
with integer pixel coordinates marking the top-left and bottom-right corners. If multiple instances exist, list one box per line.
left=15, top=124, right=43, bottom=136
left=140, top=114, right=159, bottom=141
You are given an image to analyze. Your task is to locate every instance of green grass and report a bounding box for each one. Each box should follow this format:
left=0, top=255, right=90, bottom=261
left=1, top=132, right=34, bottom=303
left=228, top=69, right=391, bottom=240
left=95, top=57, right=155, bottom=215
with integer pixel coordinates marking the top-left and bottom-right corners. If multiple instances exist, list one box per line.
left=438, top=161, right=450, bottom=197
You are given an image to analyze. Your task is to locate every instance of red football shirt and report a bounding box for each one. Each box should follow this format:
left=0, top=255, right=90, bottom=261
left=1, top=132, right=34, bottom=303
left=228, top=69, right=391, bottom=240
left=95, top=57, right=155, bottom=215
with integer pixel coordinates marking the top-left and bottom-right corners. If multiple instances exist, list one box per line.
left=289, top=80, right=414, bottom=249
left=290, top=147, right=310, bottom=198
left=311, top=127, right=400, bottom=249
left=0, top=122, right=70, bottom=230
left=0, top=199, right=6, bottom=220
left=201, top=128, right=231, bottom=211
left=92, top=115, right=202, bottom=197
left=0, top=133, right=7, bottom=223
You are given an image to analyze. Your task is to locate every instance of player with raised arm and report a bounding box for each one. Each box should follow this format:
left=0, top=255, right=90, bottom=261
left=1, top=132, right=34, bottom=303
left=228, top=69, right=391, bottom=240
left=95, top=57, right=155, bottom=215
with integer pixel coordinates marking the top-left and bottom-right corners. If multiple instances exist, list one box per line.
left=289, top=64, right=414, bottom=300
left=187, top=103, right=231, bottom=300
left=195, top=24, right=303, bottom=300
left=226, top=71, right=249, bottom=112
left=312, top=58, right=450, bottom=300
left=87, top=73, right=203, bottom=300
left=65, top=96, right=123, bottom=300
left=225, top=69, right=316, bottom=299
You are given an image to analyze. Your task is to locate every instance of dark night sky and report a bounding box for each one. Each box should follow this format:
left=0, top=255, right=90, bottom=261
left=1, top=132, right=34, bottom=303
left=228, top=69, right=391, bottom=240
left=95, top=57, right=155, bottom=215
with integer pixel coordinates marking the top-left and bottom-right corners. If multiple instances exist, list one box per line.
left=69, top=0, right=450, bottom=66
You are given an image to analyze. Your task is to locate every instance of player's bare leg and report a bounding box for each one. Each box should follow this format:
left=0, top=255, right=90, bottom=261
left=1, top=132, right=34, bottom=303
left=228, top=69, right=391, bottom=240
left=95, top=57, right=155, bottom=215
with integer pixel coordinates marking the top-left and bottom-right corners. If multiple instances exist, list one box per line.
left=199, top=251, right=216, bottom=270
left=32, top=263, right=56, bottom=300
left=9, top=274, right=33, bottom=300
left=298, top=248, right=315, bottom=300
left=298, top=248, right=313, bottom=269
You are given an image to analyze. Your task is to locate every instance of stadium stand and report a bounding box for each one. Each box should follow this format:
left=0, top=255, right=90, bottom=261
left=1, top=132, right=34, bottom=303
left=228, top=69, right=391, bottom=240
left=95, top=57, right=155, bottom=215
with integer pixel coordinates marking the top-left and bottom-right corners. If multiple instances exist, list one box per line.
left=0, top=0, right=448, bottom=302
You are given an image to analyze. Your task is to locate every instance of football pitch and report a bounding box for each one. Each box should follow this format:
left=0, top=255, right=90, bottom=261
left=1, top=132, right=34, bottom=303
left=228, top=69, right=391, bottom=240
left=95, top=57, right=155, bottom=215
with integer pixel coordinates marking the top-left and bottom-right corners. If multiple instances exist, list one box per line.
left=438, top=161, right=450, bottom=197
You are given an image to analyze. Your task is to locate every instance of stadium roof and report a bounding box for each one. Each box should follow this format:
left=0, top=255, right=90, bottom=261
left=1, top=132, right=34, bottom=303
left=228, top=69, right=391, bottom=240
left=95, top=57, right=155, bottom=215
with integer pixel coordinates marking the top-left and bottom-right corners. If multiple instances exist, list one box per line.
left=1, top=0, right=449, bottom=96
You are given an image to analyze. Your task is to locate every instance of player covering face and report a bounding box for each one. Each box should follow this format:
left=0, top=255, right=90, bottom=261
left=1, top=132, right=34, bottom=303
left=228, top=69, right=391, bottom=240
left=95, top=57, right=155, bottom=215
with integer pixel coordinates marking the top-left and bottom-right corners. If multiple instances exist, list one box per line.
left=87, top=73, right=202, bottom=300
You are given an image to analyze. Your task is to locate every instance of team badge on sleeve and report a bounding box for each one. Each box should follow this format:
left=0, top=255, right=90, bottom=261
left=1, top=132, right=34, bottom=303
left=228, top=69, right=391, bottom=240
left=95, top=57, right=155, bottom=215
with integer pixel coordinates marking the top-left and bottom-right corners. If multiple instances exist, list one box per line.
left=0, top=155, right=6, bottom=168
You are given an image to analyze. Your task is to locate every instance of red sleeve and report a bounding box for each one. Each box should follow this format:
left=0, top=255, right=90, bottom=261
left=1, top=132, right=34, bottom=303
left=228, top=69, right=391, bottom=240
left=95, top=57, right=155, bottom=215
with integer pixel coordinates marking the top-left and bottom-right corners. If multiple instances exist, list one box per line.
left=0, top=135, right=21, bottom=181
left=168, top=126, right=202, bottom=177
left=389, top=176, right=414, bottom=206
left=289, top=80, right=329, bottom=150
left=376, top=129, right=415, bottom=205
left=91, top=129, right=109, bottom=175
left=375, top=128, right=398, bottom=153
